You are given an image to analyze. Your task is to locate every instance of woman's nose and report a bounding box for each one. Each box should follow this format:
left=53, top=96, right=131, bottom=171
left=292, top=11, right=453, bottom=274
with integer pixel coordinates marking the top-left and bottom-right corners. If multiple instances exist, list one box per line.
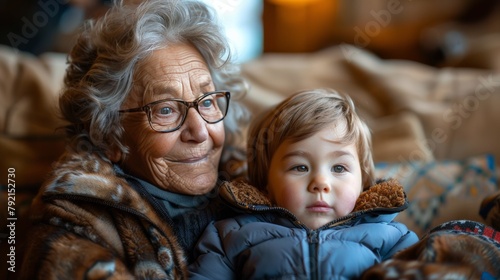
left=180, top=107, right=209, bottom=142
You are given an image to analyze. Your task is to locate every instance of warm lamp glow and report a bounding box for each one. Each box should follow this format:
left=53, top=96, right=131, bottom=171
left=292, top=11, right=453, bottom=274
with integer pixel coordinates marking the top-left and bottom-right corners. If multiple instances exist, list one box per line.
left=267, top=0, right=323, bottom=5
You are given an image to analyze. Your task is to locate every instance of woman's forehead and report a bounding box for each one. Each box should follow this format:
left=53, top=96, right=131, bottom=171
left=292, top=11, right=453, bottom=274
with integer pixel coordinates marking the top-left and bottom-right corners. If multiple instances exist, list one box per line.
left=131, top=45, right=214, bottom=101
left=136, top=46, right=211, bottom=81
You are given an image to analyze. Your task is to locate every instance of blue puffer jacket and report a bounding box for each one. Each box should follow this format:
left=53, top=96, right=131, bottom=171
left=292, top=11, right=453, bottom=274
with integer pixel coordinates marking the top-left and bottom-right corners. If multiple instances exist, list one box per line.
left=189, top=179, right=419, bottom=280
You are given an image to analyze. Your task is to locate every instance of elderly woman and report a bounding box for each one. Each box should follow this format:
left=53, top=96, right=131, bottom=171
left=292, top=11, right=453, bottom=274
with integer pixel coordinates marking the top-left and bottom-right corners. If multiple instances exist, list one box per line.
left=20, top=0, right=249, bottom=279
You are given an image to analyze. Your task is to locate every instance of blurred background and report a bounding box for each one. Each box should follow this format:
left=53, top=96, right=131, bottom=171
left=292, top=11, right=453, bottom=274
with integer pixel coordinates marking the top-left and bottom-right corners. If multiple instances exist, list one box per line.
left=260, top=0, right=500, bottom=68
left=1, top=0, right=500, bottom=67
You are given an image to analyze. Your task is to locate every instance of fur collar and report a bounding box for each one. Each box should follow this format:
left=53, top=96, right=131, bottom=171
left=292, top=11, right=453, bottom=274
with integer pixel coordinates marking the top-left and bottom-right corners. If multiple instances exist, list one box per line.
left=34, top=150, right=161, bottom=223
left=220, top=178, right=407, bottom=213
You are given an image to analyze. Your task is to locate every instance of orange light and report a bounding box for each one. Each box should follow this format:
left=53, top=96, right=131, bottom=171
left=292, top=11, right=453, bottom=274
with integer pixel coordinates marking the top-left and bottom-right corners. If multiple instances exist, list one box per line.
left=267, top=0, right=323, bottom=5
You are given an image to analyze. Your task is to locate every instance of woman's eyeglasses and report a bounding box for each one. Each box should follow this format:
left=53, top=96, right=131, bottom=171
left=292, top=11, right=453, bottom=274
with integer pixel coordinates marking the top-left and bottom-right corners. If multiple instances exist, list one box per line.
left=119, top=91, right=230, bottom=133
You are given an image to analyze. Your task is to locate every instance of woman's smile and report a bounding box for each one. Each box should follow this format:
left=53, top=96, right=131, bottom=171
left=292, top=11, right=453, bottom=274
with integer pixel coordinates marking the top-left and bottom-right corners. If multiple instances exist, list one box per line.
left=173, top=154, right=209, bottom=163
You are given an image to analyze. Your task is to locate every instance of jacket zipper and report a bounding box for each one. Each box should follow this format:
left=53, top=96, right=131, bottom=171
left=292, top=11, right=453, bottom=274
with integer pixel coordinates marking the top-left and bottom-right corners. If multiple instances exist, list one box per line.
left=222, top=184, right=411, bottom=278
left=308, top=230, right=319, bottom=280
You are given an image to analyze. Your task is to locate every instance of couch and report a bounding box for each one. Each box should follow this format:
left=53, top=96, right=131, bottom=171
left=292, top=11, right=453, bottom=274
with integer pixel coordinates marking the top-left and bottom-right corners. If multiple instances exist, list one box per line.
left=2, top=39, right=500, bottom=277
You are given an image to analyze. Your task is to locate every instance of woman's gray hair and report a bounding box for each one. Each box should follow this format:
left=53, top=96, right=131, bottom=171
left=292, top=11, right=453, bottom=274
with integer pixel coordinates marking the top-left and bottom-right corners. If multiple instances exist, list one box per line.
left=60, top=0, right=249, bottom=159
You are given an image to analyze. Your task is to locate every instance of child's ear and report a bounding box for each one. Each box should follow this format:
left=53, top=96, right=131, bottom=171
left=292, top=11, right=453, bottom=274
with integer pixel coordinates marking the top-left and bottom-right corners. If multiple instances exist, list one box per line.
left=266, top=186, right=275, bottom=201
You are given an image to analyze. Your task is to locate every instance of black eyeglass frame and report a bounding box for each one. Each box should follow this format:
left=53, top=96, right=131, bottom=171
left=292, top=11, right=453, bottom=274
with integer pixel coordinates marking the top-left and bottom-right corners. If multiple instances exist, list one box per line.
left=119, top=91, right=231, bottom=133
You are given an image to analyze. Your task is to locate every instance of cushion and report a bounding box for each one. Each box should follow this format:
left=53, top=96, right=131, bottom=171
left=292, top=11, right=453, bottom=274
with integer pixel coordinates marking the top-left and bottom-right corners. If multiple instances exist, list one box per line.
left=0, top=45, right=67, bottom=189
left=375, top=154, right=498, bottom=237
left=369, top=111, right=434, bottom=163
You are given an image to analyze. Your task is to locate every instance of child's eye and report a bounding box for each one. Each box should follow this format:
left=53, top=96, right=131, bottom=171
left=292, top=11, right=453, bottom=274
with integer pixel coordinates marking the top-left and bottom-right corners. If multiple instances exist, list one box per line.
left=291, top=165, right=308, bottom=172
left=332, top=165, right=346, bottom=173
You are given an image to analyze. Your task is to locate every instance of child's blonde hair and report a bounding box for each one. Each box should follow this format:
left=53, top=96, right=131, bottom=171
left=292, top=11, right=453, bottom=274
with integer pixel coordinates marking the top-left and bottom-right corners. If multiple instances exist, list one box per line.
left=247, top=88, right=374, bottom=192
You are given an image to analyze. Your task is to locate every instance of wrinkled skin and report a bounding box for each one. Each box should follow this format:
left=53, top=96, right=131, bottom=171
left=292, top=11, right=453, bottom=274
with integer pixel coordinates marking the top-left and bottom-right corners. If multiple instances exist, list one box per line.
left=117, top=43, right=225, bottom=195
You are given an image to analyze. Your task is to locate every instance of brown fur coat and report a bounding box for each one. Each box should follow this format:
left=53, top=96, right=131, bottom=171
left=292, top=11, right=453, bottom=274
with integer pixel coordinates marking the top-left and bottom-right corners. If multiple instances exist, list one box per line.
left=19, top=150, right=187, bottom=280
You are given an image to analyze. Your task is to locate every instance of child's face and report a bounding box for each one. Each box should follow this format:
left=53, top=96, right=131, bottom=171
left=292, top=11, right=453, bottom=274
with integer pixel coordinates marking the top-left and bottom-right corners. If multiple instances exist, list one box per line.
left=267, top=123, right=363, bottom=230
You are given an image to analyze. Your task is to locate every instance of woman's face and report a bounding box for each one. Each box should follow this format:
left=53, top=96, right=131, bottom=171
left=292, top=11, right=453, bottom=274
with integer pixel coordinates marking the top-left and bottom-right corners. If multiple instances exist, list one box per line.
left=119, top=43, right=225, bottom=195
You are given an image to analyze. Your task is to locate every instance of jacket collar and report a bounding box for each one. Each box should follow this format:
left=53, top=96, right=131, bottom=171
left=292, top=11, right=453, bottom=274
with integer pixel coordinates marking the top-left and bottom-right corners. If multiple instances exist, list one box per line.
left=220, top=178, right=408, bottom=215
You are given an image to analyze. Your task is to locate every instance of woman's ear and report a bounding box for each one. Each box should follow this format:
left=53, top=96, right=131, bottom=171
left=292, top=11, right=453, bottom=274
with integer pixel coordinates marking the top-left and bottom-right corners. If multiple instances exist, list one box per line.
left=106, top=146, right=123, bottom=163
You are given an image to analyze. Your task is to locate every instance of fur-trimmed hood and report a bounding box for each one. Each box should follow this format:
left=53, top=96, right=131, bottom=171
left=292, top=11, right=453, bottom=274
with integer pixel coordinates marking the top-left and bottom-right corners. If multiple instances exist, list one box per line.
left=189, top=178, right=418, bottom=279
left=219, top=178, right=408, bottom=223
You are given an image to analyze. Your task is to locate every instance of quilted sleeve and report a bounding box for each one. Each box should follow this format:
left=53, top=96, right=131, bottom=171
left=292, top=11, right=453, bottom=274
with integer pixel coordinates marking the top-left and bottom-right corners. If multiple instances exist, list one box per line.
left=188, top=221, right=237, bottom=280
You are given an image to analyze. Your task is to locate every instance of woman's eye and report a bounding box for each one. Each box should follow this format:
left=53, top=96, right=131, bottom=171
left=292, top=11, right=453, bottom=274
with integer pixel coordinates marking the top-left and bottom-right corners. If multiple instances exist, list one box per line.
left=332, top=165, right=346, bottom=173
left=291, top=165, right=308, bottom=172
left=159, top=107, right=173, bottom=115
left=200, top=99, right=214, bottom=108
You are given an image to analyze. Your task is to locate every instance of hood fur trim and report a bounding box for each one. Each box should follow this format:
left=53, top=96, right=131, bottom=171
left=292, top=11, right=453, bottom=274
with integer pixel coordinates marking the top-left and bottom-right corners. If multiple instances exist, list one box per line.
left=221, top=179, right=273, bottom=207
left=353, top=179, right=406, bottom=211
left=221, top=178, right=406, bottom=211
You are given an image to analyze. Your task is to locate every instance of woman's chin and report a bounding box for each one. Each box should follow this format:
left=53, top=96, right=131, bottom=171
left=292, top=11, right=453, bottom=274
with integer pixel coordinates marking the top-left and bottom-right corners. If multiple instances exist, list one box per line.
left=175, top=172, right=218, bottom=195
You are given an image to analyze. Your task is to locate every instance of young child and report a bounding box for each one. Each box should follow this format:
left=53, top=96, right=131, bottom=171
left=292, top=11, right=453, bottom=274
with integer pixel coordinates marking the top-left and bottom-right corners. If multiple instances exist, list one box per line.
left=189, top=88, right=418, bottom=279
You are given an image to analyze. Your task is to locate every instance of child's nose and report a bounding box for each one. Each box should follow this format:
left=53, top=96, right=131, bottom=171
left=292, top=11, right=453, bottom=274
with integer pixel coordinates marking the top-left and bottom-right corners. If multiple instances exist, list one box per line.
left=308, top=175, right=332, bottom=193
